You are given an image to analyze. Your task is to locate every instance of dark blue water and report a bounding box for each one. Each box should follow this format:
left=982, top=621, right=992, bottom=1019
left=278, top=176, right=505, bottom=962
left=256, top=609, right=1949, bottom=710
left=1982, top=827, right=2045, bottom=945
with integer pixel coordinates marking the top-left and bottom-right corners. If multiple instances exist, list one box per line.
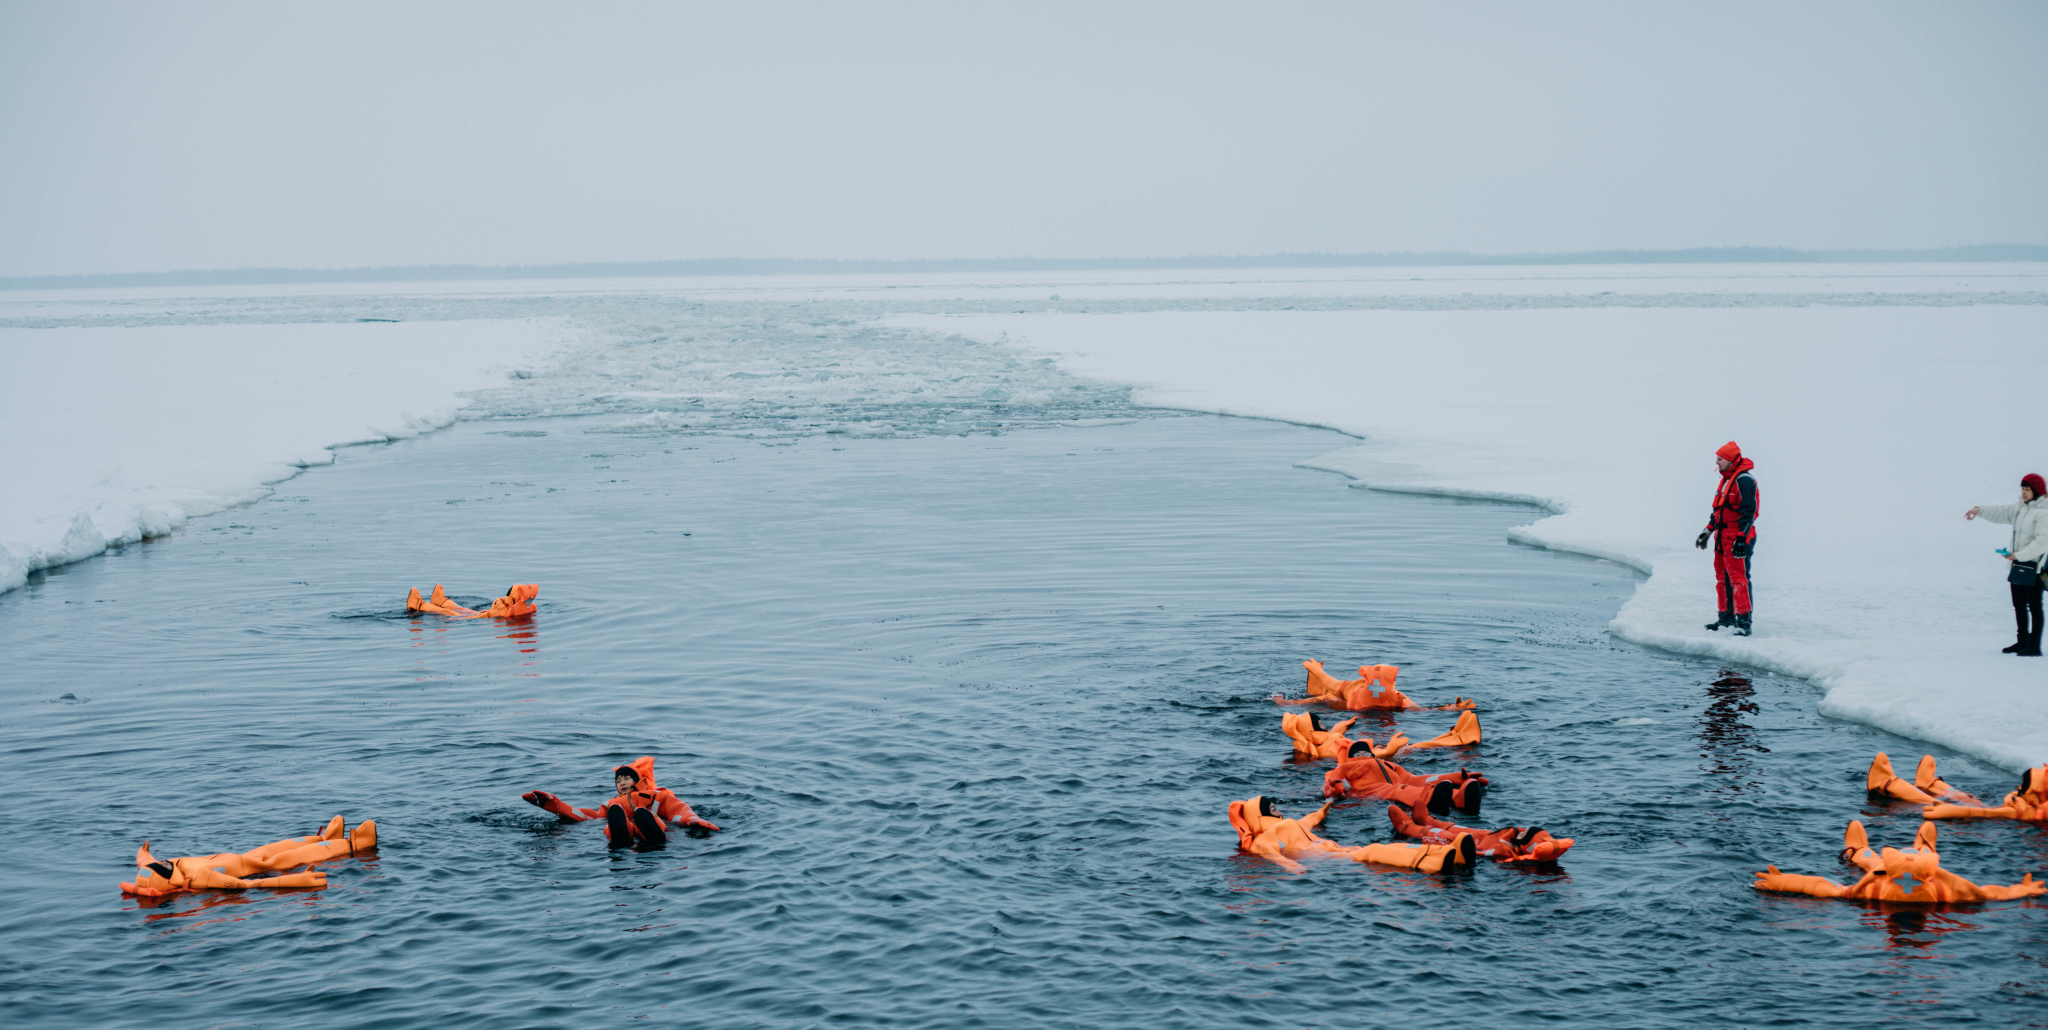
left=1, top=415, right=2042, bottom=1028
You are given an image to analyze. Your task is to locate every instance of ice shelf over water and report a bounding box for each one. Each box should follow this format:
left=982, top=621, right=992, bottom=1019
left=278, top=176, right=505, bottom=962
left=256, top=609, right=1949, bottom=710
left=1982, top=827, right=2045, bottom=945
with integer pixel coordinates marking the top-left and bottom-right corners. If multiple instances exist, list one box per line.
left=5, top=262, right=2046, bottom=772
left=0, top=320, right=568, bottom=592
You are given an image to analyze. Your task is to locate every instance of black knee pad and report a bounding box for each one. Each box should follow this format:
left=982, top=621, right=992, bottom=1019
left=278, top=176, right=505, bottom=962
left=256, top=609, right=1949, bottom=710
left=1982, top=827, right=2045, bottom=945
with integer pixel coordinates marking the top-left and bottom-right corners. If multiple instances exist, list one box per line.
left=630, top=807, right=668, bottom=850
left=1457, top=780, right=1485, bottom=817
left=604, top=805, right=633, bottom=849
left=1427, top=780, right=1456, bottom=816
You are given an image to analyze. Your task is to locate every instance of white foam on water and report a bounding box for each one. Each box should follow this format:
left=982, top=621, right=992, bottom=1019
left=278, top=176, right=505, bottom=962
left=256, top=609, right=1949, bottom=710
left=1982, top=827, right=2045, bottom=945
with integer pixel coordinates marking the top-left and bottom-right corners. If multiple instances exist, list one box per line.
left=1613, top=718, right=1659, bottom=727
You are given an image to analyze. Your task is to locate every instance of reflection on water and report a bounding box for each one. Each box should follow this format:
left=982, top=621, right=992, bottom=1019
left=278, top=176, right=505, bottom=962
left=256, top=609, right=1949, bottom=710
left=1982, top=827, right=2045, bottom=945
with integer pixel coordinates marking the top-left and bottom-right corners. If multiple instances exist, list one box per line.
left=1, top=415, right=2042, bottom=1028
left=1698, top=672, right=1769, bottom=793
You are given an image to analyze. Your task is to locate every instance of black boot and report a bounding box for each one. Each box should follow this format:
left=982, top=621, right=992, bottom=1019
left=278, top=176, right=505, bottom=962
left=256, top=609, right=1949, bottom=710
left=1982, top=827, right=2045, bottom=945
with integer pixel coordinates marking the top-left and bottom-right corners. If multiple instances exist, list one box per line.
left=1706, top=611, right=1734, bottom=631
left=2004, top=639, right=2025, bottom=654
left=1733, top=614, right=1752, bottom=637
left=2006, top=611, right=2029, bottom=652
left=2020, top=631, right=2043, bottom=658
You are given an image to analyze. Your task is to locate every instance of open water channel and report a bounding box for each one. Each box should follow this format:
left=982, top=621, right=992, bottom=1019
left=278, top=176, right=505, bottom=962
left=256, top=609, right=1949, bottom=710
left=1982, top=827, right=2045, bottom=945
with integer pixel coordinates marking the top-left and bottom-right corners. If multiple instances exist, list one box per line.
left=1, top=413, right=2042, bottom=1028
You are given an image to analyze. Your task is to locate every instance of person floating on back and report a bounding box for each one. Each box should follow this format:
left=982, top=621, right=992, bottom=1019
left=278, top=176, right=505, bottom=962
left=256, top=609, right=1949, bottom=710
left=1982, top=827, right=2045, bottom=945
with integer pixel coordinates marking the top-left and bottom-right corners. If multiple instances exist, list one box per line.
left=1696, top=441, right=1759, bottom=636
left=121, top=816, right=377, bottom=895
left=406, top=583, right=538, bottom=619
left=523, top=756, right=720, bottom=850
left=1273, top=660, right=1476, bottom=711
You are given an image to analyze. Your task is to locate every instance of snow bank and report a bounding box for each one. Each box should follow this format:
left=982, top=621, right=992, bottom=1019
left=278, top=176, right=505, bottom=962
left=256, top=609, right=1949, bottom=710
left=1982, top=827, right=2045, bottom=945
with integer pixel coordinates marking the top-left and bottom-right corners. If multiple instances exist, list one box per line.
left=894, top=303, right=2048, bottom=772
left=0, top=319, right=566, bottom=593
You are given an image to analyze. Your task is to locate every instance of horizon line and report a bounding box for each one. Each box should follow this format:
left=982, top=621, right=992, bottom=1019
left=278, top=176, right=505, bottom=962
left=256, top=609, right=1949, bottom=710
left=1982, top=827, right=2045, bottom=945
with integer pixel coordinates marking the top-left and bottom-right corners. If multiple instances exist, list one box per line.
left=5, top=243, right=2046, bottom=291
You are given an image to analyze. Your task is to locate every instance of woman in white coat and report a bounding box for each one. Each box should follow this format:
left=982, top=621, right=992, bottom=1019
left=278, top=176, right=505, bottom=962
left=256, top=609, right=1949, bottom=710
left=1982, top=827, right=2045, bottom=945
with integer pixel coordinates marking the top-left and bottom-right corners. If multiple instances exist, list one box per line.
left=1967, top=472, right=2047, bottom=656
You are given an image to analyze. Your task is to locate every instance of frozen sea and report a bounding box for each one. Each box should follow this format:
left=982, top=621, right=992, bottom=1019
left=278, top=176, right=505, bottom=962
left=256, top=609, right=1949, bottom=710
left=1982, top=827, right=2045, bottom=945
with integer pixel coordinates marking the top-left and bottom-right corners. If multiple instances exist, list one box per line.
left=2, top=265, right=2046, bottom=1026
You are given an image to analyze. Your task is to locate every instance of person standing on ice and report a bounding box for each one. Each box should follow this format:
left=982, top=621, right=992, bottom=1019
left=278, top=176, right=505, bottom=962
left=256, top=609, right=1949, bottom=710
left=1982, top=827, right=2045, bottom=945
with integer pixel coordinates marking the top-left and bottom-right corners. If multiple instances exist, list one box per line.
left=1696, top=441, right=1758, bottom=636
left=1965, top=473, right=2047, bottom=657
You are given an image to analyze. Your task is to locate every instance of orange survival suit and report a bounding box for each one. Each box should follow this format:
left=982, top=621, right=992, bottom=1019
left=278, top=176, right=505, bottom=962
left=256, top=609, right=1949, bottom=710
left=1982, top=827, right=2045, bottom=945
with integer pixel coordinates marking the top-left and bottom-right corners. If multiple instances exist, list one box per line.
left=407, top=583, right=539, bottom=619
left=1227, top=795, right=1475, bottom=875
left=523, top=756, right=720, bottom=849
left=1322, top=744, right=1488, bottom=815
left=1922, top=764, right=2048, bottom=824
left=1386, top=803, right=1573, bottom=863
left=1277, top=661, right=1476, bottom=711
left=1864, top=752, right=1978, bottom=805
left=120, top=816, right=377, bottom=896
left=1281, top=711, right=1407, bottom=760
left=1754, top=848, right=2044, bottom=903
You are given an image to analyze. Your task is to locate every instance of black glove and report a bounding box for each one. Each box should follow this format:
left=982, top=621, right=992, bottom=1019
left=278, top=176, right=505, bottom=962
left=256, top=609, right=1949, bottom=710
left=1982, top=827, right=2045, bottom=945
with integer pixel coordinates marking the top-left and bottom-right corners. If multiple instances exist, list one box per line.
left=1695, top=532, right=1710, bottom=550
left=1731, top=539, right=1752, bottom=559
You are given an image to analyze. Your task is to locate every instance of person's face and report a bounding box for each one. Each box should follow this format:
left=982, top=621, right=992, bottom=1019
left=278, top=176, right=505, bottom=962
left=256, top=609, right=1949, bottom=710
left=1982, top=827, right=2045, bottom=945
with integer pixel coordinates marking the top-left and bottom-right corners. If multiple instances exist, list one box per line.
left=1716, top=457, right=1733, bottom=473
left=616, top=773, right=637, bottom=796
left=2024, top=486, right=2037, bottom=503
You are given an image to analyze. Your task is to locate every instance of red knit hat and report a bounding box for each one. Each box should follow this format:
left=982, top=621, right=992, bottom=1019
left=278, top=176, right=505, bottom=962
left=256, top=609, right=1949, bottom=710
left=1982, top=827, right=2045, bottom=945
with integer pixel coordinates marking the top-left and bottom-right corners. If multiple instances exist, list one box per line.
left=2024, top=473, right=2046, bottom=498
left=1716, top=441, right=1742, bottom=462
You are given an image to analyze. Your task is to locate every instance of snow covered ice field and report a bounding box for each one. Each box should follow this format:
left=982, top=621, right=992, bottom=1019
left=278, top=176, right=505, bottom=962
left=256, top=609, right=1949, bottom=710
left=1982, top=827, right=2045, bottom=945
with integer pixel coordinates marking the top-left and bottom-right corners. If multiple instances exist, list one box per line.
left=4, top=261, right=2046, bottom=772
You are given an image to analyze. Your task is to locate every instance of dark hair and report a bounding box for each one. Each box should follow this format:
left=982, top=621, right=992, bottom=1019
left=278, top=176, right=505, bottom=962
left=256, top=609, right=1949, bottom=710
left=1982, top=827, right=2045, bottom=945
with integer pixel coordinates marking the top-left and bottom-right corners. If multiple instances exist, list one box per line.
left=1348, top=741, right=1375, bottom=758
left=1257, top=796, right=1278, bottom=818
left=614, top=766, right=640, bottom=783
left=1307, top=712, right=1326, bottom=732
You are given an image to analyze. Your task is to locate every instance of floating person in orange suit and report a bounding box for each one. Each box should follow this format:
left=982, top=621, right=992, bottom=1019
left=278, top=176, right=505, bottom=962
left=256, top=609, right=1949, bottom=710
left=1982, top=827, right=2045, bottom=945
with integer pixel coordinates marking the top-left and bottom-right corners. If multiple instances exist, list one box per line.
left=1227, top=795, right=1474, bottom=874
left=407, top=583, right=538, bottom=618
left=1864, top=752, right=1978, bottom=805
left=1322, top=742, right=1489, bottom=815
left=1281, top=711, right=1407, bottom=760
left=121, top=816, right=377, bottom=896
left=1274, top=660, right=1476, bottom=711
left=1386, top=803, right=1573, bottom=863
left=1754, top=846, right=2043, bottom=903
left=1922, top=764, right=2048, bottom=825
left=523, top=756, right=720, bottom=849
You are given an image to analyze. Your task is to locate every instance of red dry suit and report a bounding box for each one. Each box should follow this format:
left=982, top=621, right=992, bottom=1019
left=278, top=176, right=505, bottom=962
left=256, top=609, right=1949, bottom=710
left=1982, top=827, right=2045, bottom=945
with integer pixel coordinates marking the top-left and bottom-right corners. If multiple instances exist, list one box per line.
left=1705, top=447, right=1758, bottom=616
left=1321, top=749, right=1488, bottom=815
left=1386, top=804, right=1573, bottom=863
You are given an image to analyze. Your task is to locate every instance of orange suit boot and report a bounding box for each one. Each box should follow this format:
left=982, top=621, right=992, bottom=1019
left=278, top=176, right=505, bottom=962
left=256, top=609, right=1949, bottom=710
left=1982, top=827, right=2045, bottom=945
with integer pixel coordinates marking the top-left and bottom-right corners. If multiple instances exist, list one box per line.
left=1754, top=846, right=2043, bottom=903
left=1322, top=742, right=1488, bottom=815
left=1275, top=661, right=1476, bottom=711
left=120, top=817, right=377, bottom=896
left=1386, top=803, right=1573, bottom=863
left=1923, top=764, right=2048, bottom=824
left=524, top=756, right=720, bottom=849
left=1281, top=711, right=1407, bottom=760
left=1407, top=709, right=1482, bottom=749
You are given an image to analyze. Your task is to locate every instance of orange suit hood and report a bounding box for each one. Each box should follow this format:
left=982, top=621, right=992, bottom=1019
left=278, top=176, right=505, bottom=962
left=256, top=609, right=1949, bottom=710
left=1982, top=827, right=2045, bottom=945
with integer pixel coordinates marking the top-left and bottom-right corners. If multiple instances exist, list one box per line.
left=1229, top=796, right=1280, bottom=851
left=622, top=756, right=659, bottom=793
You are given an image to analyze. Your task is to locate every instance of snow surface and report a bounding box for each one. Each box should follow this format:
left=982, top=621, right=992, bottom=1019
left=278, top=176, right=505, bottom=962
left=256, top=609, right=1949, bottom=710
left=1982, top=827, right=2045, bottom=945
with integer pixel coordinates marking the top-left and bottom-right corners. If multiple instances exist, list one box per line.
left=891, top=300, right=2048, bottom=773
left=0, top=320, right=566, bottom=593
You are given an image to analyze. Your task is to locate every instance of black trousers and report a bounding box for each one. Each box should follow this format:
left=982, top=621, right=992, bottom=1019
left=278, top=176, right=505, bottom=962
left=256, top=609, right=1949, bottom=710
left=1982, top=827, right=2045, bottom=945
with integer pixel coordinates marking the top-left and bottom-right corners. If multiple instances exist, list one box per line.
left=2014, top=582, right=2046, bottom=639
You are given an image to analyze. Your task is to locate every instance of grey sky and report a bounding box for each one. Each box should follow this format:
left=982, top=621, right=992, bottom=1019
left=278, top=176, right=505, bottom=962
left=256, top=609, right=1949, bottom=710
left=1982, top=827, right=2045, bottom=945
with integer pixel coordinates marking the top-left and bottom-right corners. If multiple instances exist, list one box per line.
left=2, top=1, right=2042, bottom=276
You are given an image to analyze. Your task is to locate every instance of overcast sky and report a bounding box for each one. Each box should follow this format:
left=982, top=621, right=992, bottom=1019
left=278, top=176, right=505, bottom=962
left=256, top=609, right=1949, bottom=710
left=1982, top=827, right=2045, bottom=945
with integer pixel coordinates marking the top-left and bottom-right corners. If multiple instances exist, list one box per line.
left=1, top=1, right=2042, bottom=276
